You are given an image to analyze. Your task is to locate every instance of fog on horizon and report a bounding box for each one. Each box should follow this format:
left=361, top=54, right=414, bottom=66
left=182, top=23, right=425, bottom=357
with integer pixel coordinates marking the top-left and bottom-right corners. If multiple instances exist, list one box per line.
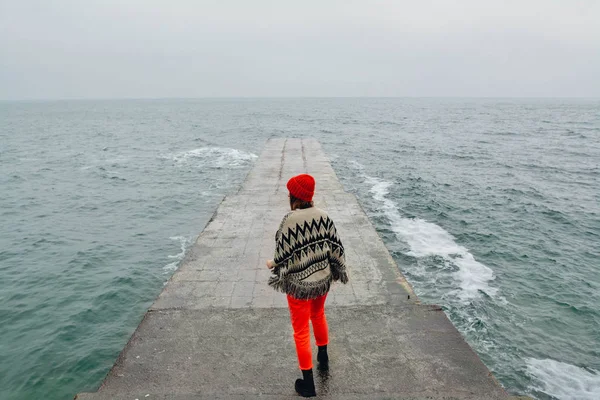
left=1, top=0, right=599, bottom=100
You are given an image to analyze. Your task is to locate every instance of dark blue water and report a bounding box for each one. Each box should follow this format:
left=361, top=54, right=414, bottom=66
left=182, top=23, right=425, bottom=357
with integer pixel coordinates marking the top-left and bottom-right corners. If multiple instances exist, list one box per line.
left=1, top=99, right=599, bottom=400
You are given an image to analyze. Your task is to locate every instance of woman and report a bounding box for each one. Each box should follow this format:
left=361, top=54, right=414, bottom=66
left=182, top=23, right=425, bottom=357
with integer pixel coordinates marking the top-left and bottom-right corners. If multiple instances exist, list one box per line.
left=267, top=173, right=349, bottom=397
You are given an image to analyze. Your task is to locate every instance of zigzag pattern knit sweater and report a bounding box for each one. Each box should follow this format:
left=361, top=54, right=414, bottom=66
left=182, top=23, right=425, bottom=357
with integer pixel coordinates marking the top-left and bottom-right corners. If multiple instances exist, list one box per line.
left=268, top=207, right=349, bottom=299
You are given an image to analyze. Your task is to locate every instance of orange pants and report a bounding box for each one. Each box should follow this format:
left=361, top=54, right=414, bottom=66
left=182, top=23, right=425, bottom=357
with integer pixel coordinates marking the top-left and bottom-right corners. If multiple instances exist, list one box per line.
left=286, top=293, right=329, bottom=370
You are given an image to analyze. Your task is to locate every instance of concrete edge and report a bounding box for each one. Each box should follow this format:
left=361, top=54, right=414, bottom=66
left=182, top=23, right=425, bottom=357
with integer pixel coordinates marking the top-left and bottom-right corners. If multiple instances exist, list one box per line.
left=310, top=137, right=421, bottom=304
left=316, top=158, right=511, bottom=393
left=75, top=394, right=534, bottom=400
left=339, top=195, right=511, bottom=394
left=74, top=141, right=271, bottom=398
left=76, top=304, right=508, bottom=399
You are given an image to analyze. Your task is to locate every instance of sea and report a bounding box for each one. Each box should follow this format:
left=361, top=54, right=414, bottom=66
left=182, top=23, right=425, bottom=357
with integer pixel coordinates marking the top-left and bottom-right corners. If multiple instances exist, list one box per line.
left=1, top=98, right=599, bottom=400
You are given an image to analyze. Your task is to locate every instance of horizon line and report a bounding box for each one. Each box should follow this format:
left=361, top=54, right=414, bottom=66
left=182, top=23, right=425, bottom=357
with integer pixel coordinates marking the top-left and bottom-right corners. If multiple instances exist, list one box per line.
left=2, top=95, right=600, bottom=102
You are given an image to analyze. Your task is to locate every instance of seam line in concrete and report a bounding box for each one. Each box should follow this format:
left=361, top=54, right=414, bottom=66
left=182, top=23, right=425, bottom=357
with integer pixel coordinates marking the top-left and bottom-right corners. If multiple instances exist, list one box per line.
left=301, top=138, right=308, bottom=173
left=275, top=138, right=287, bottom=193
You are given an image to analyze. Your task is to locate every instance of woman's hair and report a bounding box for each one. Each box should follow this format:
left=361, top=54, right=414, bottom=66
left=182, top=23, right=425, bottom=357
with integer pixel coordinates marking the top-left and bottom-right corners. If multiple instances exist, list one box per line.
left=290, top=194, right=314, bottom=210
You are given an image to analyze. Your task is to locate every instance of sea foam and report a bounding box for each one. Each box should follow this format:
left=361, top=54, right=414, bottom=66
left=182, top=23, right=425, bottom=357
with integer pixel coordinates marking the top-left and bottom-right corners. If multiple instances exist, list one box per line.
left=359, top=168, right=496, bottom=302
left=163, top=235, right=192, bottom=274
left=169, top=147, right=257, bottom=168
left=527, top=358, right=600, bottom=400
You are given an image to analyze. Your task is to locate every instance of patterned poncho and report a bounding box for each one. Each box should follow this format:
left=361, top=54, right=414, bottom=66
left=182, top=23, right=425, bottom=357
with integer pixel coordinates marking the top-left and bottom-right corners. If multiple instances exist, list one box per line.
left=268, top=207, right=349, bottom=299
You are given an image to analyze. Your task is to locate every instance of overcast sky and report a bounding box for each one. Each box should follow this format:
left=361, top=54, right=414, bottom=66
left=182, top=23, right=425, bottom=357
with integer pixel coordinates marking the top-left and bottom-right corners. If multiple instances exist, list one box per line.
left=1, top=0, right=599, bottom=100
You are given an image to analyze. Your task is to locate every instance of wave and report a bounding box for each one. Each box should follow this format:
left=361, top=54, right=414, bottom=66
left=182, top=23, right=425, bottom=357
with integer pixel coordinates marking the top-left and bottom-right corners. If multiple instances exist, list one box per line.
left=163, top=235, right=192, bottom=274
left=485, top=131, right=519, bottom=136
left=166, top=147, right=258, bottom=169
left=352, top=162, right=497, bottom=302
left=376, top=120, right=403, bottom=127
left=526, top=358, right=600, bottom=400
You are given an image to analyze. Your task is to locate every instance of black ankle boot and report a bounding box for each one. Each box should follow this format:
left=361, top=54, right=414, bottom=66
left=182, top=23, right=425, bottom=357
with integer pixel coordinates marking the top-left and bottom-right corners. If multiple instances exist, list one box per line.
left=317, top=345, right=329, bottom=370
left=295, top=368, right=316, bottom=397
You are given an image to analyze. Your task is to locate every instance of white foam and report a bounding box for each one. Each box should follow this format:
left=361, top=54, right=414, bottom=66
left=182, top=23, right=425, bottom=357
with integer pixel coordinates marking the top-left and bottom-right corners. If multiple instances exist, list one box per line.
left=169, top=147, right=257, bottom=168
left=364, top=173, right=497, bottom=302
left=527, top=358, right=600, bottom=400
left=163, top=236, right=192, bottom=274
left=348, top=160, right=365, bottom=171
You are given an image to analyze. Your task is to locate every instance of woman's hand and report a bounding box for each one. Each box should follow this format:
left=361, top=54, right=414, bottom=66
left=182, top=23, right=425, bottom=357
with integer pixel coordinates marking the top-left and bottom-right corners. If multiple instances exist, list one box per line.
left=266, top=260, right=275, bottom=269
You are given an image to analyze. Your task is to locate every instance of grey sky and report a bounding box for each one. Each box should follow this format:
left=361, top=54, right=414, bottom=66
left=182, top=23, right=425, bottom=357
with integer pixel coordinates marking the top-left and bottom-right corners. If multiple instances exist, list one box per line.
left=1, top=0, right=599, bottom=100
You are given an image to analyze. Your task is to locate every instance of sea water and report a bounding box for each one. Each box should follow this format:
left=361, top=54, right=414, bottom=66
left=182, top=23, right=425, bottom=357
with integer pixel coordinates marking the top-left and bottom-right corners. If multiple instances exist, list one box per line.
left=1, top=98, right=598, bottom=400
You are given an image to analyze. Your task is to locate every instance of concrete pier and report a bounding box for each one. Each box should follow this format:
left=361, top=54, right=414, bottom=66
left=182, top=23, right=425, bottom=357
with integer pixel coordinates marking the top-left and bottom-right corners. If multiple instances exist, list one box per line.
left=76, top=138, right=510, bottom=399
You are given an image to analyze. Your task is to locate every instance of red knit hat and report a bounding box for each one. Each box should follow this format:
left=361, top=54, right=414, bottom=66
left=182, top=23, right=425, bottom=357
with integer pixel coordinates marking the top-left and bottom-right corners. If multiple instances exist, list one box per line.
left=287, top=174, right=315, bottom=202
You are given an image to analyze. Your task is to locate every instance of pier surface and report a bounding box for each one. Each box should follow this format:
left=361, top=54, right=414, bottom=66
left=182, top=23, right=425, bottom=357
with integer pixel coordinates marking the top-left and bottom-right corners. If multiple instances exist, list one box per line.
left=77, top=139, right=509, bottom=399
